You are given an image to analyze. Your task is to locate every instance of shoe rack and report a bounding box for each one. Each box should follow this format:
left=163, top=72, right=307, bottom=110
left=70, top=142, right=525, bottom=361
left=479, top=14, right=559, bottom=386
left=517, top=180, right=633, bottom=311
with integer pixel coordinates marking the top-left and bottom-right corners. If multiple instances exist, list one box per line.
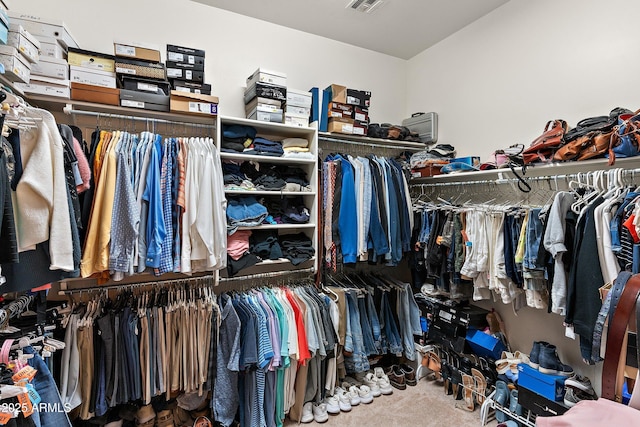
left=480, top=390, right=536, bottom=427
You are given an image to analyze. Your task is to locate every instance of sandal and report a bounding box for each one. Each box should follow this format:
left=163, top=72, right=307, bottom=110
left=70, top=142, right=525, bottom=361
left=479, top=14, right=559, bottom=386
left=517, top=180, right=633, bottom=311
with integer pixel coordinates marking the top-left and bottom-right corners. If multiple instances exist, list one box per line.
left=471, top=368, right=487, bottom=405
left=455, top=373, right=475, bottom=412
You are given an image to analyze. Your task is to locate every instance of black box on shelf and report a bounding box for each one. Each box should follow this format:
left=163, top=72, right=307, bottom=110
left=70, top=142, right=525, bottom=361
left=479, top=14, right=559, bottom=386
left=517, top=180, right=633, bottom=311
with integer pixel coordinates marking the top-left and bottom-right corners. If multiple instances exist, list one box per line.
left=346, top=88, right=371, bottom=107
left=167, top=44, right=205, bottom=58
left=120, top=88, right=169, bottom=112
left=120, top=76, right=170, bottom=96
left=166, top=60, right=204, bottom=72
left=167, top=67, right=204, bottom=83
left=244, top=81, right=287, bottom=104
left=171, top=80, right=212, bottom=95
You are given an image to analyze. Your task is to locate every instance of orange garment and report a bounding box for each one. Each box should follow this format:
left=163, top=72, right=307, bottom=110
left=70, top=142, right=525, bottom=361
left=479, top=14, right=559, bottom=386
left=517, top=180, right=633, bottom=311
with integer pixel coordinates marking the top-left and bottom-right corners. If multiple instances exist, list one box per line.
left=285, top=289, right=311, bottom=363
left=623, top=214, right=640, bottom=243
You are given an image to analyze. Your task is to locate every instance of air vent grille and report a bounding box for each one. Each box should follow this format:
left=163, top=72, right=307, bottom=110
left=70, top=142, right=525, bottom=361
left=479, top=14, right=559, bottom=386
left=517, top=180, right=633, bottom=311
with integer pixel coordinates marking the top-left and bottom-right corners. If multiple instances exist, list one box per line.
left=346, top=0, right=384, bottom=13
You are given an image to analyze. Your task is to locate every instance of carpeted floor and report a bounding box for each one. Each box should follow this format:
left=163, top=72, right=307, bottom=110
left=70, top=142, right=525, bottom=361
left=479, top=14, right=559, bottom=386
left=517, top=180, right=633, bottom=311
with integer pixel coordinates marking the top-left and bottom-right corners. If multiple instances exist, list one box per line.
left=284, top=377, right=500, bottom=427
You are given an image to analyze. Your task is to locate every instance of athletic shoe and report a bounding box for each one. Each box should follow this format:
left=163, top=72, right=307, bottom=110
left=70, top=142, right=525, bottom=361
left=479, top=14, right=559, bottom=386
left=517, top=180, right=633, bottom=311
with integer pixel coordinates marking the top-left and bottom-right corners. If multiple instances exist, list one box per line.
left=324, top=395, right=341, bottom=415
left=301, top=402, right=314, bottom=423
left=357, top=385, right=374, bottom=404
left=363, top=373, right=382, bottom=397
left=313, top=403, right=329, bottom=423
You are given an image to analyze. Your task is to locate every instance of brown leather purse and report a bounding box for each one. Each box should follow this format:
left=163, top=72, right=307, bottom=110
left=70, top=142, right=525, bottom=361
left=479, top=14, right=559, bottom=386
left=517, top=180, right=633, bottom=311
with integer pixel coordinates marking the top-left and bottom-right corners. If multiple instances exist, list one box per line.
left=522, top=120, right=569, bottom=164
left=553, top=130, right=613, bottom=162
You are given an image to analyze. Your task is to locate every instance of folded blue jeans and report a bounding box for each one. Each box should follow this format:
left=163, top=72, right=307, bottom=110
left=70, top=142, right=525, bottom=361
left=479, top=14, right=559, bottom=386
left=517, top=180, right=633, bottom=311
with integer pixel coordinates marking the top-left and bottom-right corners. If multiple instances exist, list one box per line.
left=357, top=296, right=377, bottom=356
left=397, top=283, right=423, bottom=361
left=344, top=292, right=369, bottom=373
left=380, top=292, right=403, bottom=355
left=366, top=291, right=382, bottom=353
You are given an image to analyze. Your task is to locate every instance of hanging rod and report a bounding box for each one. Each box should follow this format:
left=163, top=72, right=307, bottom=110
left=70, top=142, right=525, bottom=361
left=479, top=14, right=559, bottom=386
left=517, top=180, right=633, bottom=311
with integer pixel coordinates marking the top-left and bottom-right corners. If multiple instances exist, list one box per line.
left=62, top=105, right=217, bottom=128
left=218, top=267, right=315, bottom=283
left=58, top=274, right=216, bottom=295
left=319, top=134, right=425, bottom=151
left=413, top=168, right=640, bottom=188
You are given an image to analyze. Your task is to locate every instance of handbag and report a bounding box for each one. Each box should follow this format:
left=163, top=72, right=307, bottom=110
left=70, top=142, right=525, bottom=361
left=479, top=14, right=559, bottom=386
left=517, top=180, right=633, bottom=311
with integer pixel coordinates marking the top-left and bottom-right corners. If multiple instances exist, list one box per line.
left=522, top=120, right=569, bottom=164
left=553, top=130, right=613, bottom=162
left=608, top=110, right=640, bottom=165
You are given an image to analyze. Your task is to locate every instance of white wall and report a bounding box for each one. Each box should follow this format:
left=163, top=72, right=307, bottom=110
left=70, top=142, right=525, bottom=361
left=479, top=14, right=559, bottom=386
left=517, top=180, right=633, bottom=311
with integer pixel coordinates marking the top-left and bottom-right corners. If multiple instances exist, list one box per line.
left=407, top=0, right=640, bottom=162
left=17, top=0, right=407, bottom=124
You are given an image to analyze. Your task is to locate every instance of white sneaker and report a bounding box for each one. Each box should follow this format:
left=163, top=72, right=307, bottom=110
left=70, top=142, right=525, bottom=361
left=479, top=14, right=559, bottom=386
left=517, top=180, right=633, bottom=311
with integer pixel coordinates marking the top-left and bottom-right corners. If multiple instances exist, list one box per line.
left=364, top=373, right=382, bottom=397
left=357, top=385, right=374, bottom=404
left=313, top=403, right=329, bottom=423
left=374, top=367, right=388, bottom=381
left=324, top=395, right=341, bottom=414
left=377, top=375, right=394, bottom=395
left=346, top=385, right=361, bottom=406
left=301, top=402, right=314, bottom=423
left=336, top=389, right=352, bottom=412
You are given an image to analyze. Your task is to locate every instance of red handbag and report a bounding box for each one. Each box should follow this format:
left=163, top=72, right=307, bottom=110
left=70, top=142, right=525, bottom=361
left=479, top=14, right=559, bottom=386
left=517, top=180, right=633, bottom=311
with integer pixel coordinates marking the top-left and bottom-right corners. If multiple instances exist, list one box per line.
left=522, top=120, right=569, bottom=164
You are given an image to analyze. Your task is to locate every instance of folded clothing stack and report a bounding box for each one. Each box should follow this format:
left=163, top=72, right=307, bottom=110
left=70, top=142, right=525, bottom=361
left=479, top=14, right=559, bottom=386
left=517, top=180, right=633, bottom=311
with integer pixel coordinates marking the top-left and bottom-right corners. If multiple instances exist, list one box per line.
left=244, top=136, right=284, bottom=157
left=227, top=230, right=252, bottom=260
left=282, top=137, right=314, bottom=160
left=250, top=230, right=283, bottom=260
left=226, top=196, right=268, bottom=235
left=279, top=233, right=315, bottom=265
left=222, top=124, right=257, bottom=153
left=282, top=197, right=310, bottom=224
left=230, top=162, right=311, bottom=192
left=223, top=161, right=256, bottom=190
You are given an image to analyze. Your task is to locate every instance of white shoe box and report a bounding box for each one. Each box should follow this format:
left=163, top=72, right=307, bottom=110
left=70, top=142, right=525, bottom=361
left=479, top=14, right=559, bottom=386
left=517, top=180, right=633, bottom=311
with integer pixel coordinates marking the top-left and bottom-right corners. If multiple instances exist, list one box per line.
left=30, top=55, right=68, bottom=80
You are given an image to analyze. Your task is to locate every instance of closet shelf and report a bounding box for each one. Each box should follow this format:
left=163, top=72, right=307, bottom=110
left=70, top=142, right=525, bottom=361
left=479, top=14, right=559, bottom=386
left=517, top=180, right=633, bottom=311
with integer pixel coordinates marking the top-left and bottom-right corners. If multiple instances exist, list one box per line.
left=236, top=223, right=315, bottom=231
left=318, top=132, right=426, bottom=151
left=219, top=152, right=316, bottom=164
left=25, top=94, right=218, bottom=126
left=220, top=115, right=316, bottom=138
left=412, top=156, right=640, bottom=184
left=225, top=190, right=316, bottom=196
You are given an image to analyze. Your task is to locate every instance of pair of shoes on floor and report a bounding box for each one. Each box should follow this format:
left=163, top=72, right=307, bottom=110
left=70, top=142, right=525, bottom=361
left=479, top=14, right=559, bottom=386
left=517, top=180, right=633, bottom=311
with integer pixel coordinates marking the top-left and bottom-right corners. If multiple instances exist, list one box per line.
left=301, top=402, right=329, bottom=423
left=384, top=364, right=416, bottom=390
left=341, top=381, right=374, bottom=404
left=370, top=367, right=394, bottom=395
left=528, top=341, right=573, bottom=376
left=563, top=374, right=598, bottom=407
left=325, top=391, right=351, bottom=413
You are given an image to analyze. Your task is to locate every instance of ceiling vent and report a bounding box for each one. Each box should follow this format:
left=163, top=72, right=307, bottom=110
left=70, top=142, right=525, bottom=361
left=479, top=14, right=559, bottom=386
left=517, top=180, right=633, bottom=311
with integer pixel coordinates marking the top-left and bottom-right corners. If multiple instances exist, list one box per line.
left=346, top=0, right=385, bottom=14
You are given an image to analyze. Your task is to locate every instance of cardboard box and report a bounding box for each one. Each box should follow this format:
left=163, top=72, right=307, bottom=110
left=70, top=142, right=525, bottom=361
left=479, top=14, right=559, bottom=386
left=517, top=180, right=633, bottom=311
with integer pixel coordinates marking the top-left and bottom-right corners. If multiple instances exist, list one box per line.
left=328, top=102, right=352, bottom=113
left=245, top=96, right=282, bottom=114
left=70, top=65, right=116, bottom=88
left=8, top=14, right=78, bottom=49
left=71, top=82, right=119, bottom=105
left=518, top=386, right=569, bottom=417
left=353, top=106, right=369, bottom=123
left=244, top=81, right=286, bottom=104
left=286, top=88, right=312, bottom=108
left=171, top=81, right=211, bottom=95
left=170, top=90, right=219, bottom=116
left=285, top=104, right=310, bottom=117
left=248, top=107, right=283, bottom=123
left=465, top=329, right=506, bottom=360
left=245, top=101, right=282, bottom=116
left=68, top=48, right=115, bottom=72
left=167, top=44, right=205, bottom=58
left=37, top=37, right=66, bottom=60
left=115, top=57, right=166, bottom=81
left=353, top=119, right=368, bottom=136
left=167, top=50, right=204, bottom=66
left=31, top=56, right=68, bottom=80
left=0, top=44, right=30, bottom=83
left=121, top=77, right=170, bottom=96
left=7, top=24, right=40, bottom=63
left=166, top=60, right=204, bottom=72
left=114, top=40, right=161, bottom=62
left=517, top=364, right=567, bottom=402
left=120, top=89, right=170, bottom=112
left=15, top=75, right=69, bottom=98
left=346, top=88, right=371, bottom=107
left=328, top=117, right=354, bottom=134
left=329, top=109, right=352, bottom=119
left=166, top=68, right=204, bottom=83
left=284, top=113, right=309, bottom=128
left=325, top=84, right=347, bottom=103
left=246, top=68, right=286, bottom=88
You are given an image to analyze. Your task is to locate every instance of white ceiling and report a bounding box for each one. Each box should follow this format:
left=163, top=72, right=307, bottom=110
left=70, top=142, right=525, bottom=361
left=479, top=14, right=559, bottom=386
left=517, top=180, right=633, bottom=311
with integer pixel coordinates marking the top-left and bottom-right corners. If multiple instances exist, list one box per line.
left=191, top=0, right=510, bottom=59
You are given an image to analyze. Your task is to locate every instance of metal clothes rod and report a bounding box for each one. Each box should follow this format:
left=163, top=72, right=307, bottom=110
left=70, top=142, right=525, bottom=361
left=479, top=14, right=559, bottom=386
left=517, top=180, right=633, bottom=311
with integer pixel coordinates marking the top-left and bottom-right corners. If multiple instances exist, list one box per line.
left=219, top=267, right=315, bottom=283
left=63, top=107, right=217, bottom=128
left=413, top=168, right=640, bottom=188
left=59, top=274, right=216, bottom=295
left=319, top=136, right=424, bottom=151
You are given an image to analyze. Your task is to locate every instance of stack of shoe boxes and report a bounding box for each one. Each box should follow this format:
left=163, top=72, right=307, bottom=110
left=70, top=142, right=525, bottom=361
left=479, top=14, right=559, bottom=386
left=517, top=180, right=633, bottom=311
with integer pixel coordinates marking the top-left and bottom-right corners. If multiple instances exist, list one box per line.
left=166, top=44, right=211, bottom=95
left=284, top=89, right=312, bottom=127
left=0, top=23, right=35, bottom=87
left=114, top=41, right=170, bottom=112
left=68, top=47, right=119, bottom=105
left=8, top=13, right=79, bottom=98
left=321, top=84, right=371, bottom=135
left=244, top=68, right=287, bottom=123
